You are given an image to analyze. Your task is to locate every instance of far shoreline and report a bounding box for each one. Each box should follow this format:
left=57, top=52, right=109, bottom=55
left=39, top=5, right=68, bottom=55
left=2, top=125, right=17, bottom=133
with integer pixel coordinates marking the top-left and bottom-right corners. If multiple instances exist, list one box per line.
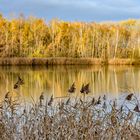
left=0, top=57, right=140, bottom=65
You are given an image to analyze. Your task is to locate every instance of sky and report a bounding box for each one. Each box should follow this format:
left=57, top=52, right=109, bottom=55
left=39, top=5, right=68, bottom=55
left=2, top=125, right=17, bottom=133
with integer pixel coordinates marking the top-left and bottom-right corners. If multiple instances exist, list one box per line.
left=0, top=0, right=140, bottom=22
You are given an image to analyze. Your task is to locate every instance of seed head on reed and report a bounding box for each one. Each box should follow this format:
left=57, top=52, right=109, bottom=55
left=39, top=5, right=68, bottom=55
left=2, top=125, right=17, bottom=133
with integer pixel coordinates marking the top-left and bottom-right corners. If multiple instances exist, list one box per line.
left=48, top=95, right=53, bottom=106
left=91, top=97, right=95, bottom=105
left=68, top=82, right=76, bottom=93
left=120, top=105, right=123, bottom=112
left=126, top=93, right=133, bottom=101
left=103, top=102, right=107, bottom=110
left=14, top=76, right=24, bottom=89
left=113, top=100, right=117, bottom=108
left=59, top=102, right=64, bottom=110
left=66, top=98, right=70, bottom=105
left=5, top=91, right=10, bottom=99
left=39, top=92, right=44, bottom=106
left=18, top=76, right=24, bottom=85
left=111, top=115, right=118, bottom=126
left=134, top=105, right=140, bottom=112
left=39, top=92, right=44, bottom=100
left=73, top=102, right=78, bottom=109
left=95, top=96, right=101, bottom=105
left=80, top=99, right=85, bottom=107
left=80, top=84, right=85, bottom=94
left=80, top=83, right=90, bottom=96
left=103, top=95, right=106, bottom=100
left=14, top=83, right=19, bottom=89
left=88, top=97, right=95, bottom=107
left=84, top=83, right=90, bottom=94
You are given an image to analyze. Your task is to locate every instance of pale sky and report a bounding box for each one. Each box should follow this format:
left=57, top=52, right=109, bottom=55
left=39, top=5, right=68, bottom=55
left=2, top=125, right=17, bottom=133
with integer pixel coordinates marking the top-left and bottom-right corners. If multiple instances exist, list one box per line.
left=0, top=0, right=140, bottom=22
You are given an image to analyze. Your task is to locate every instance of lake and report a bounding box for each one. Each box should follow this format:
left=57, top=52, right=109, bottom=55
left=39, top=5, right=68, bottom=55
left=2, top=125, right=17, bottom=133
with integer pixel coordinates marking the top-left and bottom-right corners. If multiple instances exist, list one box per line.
left=0, top=65, right=140, bottom=102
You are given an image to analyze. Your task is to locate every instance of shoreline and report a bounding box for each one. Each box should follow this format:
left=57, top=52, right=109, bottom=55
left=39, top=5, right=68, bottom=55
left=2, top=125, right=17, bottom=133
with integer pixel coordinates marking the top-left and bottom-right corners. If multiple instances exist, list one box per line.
left=0, top=57, right=139, bottom=65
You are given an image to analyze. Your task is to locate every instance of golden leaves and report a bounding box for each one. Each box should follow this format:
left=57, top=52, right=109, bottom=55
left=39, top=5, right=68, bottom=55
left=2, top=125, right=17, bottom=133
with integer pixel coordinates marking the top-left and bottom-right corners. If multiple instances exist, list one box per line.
left=0, top=14, right=139, bottom=58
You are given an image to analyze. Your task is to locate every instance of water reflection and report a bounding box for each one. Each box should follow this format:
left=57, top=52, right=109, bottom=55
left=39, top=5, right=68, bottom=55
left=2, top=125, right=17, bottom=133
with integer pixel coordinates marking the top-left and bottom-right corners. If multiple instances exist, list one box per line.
left=0, top=65, right=140, bottom=102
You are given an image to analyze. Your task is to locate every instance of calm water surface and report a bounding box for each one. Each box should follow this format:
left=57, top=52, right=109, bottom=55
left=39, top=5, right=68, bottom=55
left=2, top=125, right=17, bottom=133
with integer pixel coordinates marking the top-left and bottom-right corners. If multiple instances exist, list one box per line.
left=0, top=65, right=140, bottom=102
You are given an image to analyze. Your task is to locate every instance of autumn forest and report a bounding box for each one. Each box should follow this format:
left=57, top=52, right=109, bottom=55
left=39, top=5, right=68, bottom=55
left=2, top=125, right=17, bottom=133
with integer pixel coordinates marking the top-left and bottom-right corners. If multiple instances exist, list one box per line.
left=0, top=14, right=140, bottom=60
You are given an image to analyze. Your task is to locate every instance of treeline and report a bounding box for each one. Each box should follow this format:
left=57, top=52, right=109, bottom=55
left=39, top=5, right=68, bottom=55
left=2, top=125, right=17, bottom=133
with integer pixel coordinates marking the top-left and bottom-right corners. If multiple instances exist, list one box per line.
left=0, top=14, right=140, bottom=59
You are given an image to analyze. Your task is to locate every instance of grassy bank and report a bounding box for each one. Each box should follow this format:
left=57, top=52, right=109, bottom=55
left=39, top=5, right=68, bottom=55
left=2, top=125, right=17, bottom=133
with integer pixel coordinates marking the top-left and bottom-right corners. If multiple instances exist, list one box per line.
left=0, top=57, right=140, bottom=65
left=0, top=92, right=140, bottom=139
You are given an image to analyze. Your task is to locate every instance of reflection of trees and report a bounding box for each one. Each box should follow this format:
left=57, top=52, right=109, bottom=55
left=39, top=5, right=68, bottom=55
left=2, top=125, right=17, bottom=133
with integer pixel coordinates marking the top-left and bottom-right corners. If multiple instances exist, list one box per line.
left=0, top=65, right=140, bottom=101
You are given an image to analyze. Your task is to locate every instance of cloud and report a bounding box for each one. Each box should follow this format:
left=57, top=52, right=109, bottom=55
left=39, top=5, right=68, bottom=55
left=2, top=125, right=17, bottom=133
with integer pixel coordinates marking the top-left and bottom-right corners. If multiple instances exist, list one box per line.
left=46, top=0, right=140, bottom=21
left=0, top=0, right=140, bottom=21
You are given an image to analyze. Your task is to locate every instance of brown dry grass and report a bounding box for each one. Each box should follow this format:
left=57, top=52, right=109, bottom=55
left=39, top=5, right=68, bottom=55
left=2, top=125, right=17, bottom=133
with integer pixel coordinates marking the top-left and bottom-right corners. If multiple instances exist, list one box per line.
left=0, top=57, right=140, bottom=65
left=0, top=92, right=140, bottom=140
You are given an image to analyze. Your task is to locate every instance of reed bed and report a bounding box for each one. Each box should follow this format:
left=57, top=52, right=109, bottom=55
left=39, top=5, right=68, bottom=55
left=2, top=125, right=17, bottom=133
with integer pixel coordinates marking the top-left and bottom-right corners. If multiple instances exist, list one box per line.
left=0, top=92, right=140, bottom=140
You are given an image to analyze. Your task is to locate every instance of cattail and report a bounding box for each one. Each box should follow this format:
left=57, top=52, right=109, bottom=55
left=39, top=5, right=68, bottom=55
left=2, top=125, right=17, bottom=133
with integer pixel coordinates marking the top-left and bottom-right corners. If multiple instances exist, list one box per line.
left=126, top=93, right=133, bottom=101
left=68, top=82, right=76, bottom=93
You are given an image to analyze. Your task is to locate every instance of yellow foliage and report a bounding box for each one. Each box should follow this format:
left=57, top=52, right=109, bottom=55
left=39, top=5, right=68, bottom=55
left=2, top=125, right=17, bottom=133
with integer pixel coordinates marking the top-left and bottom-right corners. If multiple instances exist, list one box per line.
left=0, top=14, right=139, bottom=59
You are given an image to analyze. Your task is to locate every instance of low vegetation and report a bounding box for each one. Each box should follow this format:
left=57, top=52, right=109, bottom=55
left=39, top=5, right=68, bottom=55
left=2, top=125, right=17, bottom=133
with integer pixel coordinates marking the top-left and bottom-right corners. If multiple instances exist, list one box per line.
left=0, top=14, right=140, bottom=62
left=0, top=91, right=140, bottom=139
left=0, top=57, right=138, bottom=65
